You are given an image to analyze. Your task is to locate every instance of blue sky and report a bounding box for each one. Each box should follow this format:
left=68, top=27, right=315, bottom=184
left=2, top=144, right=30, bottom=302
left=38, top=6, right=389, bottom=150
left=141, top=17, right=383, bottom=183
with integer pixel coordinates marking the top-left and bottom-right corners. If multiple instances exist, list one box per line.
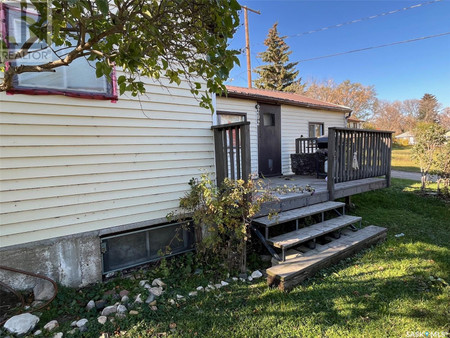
left=226, top=0, right=450, bottom=108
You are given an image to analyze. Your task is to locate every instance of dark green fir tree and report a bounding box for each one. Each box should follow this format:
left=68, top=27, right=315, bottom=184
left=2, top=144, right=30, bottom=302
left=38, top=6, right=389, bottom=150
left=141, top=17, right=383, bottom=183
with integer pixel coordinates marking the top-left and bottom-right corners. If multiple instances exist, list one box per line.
left=254, top=23, right=301, bottom=92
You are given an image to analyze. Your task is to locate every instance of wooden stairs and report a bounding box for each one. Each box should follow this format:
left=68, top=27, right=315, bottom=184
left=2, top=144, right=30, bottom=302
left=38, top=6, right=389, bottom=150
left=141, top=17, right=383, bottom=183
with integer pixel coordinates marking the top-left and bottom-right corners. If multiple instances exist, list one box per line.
left=252, top=201, right=387, bottom=291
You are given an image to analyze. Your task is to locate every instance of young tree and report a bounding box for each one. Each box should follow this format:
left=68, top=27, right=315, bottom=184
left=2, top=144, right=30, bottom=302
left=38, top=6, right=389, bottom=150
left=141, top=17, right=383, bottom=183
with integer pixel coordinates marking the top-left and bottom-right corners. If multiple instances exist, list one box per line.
left=254, top=23, right=300, bottom=92
left=411, top=122, right=446, bottom=191
left=304, top=79, right=377, bottom=120
left=0, top=0, right=241, bottom=111
left=418, top=93, right=440, bottom=123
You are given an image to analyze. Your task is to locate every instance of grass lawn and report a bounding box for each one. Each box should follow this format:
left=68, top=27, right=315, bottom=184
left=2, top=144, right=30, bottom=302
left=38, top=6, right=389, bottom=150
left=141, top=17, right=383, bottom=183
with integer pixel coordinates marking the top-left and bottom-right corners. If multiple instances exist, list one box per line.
left=391, top=144, right=420, bottom=172
left=10, top=179, right=449, bottom=337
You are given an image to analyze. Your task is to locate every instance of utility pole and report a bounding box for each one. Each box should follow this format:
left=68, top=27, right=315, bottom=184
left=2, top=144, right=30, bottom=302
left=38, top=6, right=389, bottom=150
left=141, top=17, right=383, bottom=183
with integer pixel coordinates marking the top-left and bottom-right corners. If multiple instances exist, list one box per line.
left=242, top=6, right=260, bottom=88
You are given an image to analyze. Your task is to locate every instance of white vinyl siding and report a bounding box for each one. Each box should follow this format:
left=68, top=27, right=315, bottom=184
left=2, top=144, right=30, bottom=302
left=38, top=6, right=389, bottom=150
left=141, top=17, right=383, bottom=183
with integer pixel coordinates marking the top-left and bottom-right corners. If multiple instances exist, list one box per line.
left=0, top=77, right=214, bottom=247
left=216, top=97, right=259, bottom=176
left=281, top=105, right=345, bottom=175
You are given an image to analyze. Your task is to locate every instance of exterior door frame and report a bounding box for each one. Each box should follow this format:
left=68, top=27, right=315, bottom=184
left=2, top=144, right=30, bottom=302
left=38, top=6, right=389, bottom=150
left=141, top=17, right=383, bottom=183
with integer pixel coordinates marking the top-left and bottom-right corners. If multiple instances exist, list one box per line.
left=257, top=103, right=282, bottom=177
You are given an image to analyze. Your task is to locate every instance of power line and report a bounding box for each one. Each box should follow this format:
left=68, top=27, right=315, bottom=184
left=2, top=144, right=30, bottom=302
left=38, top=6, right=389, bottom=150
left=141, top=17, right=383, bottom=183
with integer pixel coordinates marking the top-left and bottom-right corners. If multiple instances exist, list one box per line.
left=286, top=0, right=442, bottom=38
left=298, top=32, right=450, bottom=62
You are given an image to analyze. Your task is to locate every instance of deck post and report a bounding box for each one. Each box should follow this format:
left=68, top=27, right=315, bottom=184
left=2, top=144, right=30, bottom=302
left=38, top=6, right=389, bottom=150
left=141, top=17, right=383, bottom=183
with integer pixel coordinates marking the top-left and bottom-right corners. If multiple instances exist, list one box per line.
left=386, top=132, right=392, bottom=187
left=241, top=123, right=251, bottom=180
left=327, top=128, right=336, bottom=200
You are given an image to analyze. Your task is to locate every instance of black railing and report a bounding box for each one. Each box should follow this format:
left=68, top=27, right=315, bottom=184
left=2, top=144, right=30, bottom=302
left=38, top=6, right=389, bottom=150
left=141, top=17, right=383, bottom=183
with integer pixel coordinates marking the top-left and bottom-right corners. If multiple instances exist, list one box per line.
left=212, top=121, right=251, bottom=185
left=327, top=128, right=393, bottom=199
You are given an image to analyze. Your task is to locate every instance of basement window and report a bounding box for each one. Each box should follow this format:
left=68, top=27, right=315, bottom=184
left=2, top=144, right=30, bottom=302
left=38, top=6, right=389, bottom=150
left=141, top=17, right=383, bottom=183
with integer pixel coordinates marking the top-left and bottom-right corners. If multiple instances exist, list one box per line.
left=101, top=221, right=195, bottom=274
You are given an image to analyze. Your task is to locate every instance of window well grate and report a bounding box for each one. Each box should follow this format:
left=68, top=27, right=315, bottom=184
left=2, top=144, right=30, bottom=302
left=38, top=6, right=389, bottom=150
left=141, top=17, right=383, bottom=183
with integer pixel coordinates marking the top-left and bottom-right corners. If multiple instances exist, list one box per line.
left=101, top=221, right=195, bottom=274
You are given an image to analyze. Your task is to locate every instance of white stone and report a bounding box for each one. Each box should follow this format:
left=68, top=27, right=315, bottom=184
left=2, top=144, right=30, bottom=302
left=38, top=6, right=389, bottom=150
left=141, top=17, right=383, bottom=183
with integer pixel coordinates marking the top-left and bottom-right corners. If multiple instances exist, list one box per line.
left=221, top=281, right=229, bottom=286
left=248, top=276, right=253, bottom=281
left=117, top=304, right=127, bottom=314
left=44, top=320, right=59, bottom=331
left=4, top=313, right=40, bottom=336
left=214, top=284, right=222, bottom=289
left=145, top=294, right=155, bottom=304
left=207, top=284, right=215, bottom=289
left=176, top=294, right=184, bottom=300
left=85, top=300, right=95, bottom=311
left=168, top=299, right=176, bottom=305
left=97, top=316, right=107, bottom=325
left=151, top=278, right=166, bottom=288
left=121, top=295, right=129, bottom=303
left=196, top=286, right=204, bottom=291
left=239, top=278, right=246, bottom=282
left=34, top=330, right=42, bottom=336
left=33, top=280, right=55, bottom=301
left=251, top=270, right=263, bottom=279
left=149, top=287, right=164, bottom=296
left=76, top=319, right=88, bottom=328
left=188, top=291, right=198, bottom=297
left=139, top=280, right=149, bottom=287
left=101, top=305, right=117, bottom=316
left=70, top=321, right=77, bottom=327
left=129, top=310, right=139, bottom=315
left=134, top=294, right=144, bottom=303
left=53, top=332, right=63, bottom=338
left=232, top=277, right=238, bottom=281
left=144, top=283, right=151, bottom=289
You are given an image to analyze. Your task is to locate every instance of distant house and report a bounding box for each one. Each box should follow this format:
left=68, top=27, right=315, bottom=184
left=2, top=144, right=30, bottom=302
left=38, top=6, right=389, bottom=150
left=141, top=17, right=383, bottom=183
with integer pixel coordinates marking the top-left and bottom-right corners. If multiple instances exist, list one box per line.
left=395, top=131, right=415, bottom=145
left=346, top=116, right=364, bottom=129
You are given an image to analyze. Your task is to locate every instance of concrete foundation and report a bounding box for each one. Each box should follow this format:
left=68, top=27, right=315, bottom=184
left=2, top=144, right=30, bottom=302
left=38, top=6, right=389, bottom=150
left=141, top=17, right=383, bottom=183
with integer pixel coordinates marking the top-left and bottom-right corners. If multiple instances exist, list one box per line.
left=0, top=234, right=102, bottom=290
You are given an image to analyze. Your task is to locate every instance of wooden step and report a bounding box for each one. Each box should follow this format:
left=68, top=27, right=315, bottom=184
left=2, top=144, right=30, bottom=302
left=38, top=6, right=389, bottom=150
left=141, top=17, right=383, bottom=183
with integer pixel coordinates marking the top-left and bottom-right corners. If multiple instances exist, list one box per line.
left=253, top=201, right=345, bottom=227
left=268, top=215, right=362, bottom=250
left=266, top=225, right=387, bottom=291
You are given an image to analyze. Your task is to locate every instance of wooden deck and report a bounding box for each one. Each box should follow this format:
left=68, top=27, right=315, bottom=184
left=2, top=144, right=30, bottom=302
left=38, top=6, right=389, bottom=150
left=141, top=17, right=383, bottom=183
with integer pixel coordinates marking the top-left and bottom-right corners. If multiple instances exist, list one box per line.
left=258, top=174, right=387, bottom=216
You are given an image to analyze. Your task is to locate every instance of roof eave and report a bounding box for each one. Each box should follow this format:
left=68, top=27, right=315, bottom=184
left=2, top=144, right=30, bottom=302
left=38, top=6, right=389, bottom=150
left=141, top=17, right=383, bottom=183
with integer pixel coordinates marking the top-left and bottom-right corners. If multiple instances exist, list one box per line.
left=223, top=91, right=352, bottom=114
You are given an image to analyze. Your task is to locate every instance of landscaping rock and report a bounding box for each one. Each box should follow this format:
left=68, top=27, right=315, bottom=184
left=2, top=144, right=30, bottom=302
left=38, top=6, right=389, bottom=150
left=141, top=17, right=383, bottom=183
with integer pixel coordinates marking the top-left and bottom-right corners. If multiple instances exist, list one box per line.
left=148, top=300, right=157, bottom=306
left=150, top=306, right=158, bottom=311
left=232, top=277, right=238, bottom=282
left=221, top=281, right=229, bottom=286
left=129, top=310, right=139, bottom=315
left=34, top=330, right=42, bottom=336
left=33, top=281, right=55, bottom=301
left=196, top=286, right=204, bottom=292
left=151, top=278, right=166, bottom=288
left=188, top=291, right=198, bottom=297
left=32, top=300, right=44, bottom=308
left=53, top=332, right=63, bottom=338
left=139, top=280, right=149, bottom=287
left=214, top=284, right=222, bottom=289
left=251, top=270, right=263, bottom=279
left=76, top=319, right=88, bottom=328
left=121, top=295, right=129, bottom=303
left=95, top=299, right=107, bottom=310
left=97, top=316, right=107, bottom=325
left=145, top=294, right=155, bottom=304
left=101, top=305, right=117, bottom=316
left=143, top=283, right=151, bottom=289
left=4, top=313, right=40, bottom=336
left=85, top=300, right=95, bottom=311
left=176, top=294, right=184, bottom=300
left=134, top=294, right=144, bottom=303
left=168, top=299, right=176, bottom=305
left=117, top=305, right=127, bottom=314
left=70, top=321, right=77, bottom=327
left=149, top=287, right=164, bottom=297
left=248, top=276, right=253, bottom=282
left=44, top=320, right=59, bottom=331
left=119, top=290, right=129, bottom=298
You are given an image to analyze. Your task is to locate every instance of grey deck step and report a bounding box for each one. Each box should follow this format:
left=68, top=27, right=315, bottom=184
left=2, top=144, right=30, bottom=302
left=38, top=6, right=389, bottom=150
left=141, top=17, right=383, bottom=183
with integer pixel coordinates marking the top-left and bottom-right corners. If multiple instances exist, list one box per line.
left=253, top=201, right=345, bottom=227
left=266, top=225, right=387, bottom=291
left=268, top=215, right=362, bottom=249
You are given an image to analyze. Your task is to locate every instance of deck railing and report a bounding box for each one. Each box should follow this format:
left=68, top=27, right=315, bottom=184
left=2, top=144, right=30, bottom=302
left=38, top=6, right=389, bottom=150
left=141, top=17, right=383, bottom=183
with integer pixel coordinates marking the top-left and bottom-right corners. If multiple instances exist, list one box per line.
left=295, top=137, right=318, bottom=154
left=212, top=121, right=251, bottom=185
left=327, top=127, right=393, bottom=199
